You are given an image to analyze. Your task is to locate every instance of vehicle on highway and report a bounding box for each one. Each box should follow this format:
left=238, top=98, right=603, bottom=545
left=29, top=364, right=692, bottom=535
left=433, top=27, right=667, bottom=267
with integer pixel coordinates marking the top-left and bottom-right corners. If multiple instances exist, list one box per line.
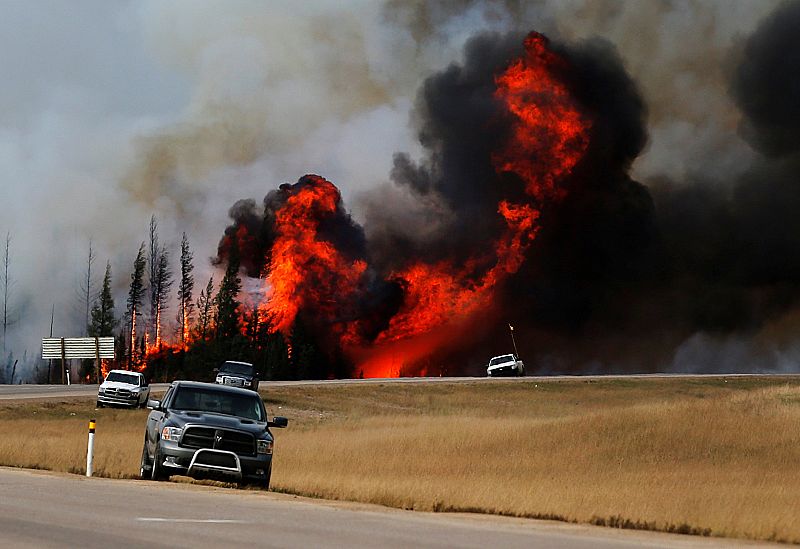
left=140, top=381, right=287, bottom=488
left=214, top=360, right=260, bottom=390
left=486, top=354, right=525, bottom=377
left=97, top=370, right=150, bottom=408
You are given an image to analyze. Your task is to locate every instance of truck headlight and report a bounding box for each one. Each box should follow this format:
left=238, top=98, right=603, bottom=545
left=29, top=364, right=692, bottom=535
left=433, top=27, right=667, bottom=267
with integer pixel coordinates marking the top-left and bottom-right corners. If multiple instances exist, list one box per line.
left=216, top=376, right=223, bottom=383
left=257, top=440, right=273, bottom=454
left=243, top=380, right=252, bottom=387
left=161, top=426, right=183, bottom=441
left=98, top=388, right=105, bottom=395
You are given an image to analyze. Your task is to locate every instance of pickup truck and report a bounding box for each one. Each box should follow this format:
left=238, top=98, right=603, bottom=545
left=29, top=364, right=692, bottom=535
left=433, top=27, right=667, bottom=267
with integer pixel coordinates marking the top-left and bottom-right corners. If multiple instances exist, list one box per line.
left=215, top=360, right=260, bottom=391
left=97, top=370, right=150, bottom=408
left=140, top=381, right=287, bottom=488
left=486, top=354, right=525, bottom=377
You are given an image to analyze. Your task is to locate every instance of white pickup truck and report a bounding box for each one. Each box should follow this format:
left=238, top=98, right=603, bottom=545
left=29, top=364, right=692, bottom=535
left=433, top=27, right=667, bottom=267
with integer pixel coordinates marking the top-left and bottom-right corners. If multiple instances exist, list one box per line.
left=486, top=354, right=525, bottom=377
left=97, top=370, right=151, bottom=408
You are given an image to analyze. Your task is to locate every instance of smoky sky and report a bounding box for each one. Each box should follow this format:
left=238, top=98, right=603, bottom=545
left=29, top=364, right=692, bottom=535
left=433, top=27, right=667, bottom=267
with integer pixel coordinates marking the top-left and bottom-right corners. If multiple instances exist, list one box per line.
left=3, top=1, right=800, bottom=380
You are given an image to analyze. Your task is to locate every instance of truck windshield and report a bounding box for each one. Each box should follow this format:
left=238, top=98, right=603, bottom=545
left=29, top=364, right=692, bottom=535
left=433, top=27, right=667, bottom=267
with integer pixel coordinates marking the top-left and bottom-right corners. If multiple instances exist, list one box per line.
left=220, top=362, right=254, bottom=376
left=489, top=355, right=514, bottom=366
left=171, top=386, right=264, bottom=421
left=106, top=372, right=140, bottom=385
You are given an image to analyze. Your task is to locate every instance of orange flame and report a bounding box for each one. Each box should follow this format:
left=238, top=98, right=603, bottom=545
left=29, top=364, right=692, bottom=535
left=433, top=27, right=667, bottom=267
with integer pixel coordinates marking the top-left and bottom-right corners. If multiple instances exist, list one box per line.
left=261, top=175, right=368, bottom=337
left=492, top=32, right=591, bottom=200
left=350, top=32, right=590, bottom=376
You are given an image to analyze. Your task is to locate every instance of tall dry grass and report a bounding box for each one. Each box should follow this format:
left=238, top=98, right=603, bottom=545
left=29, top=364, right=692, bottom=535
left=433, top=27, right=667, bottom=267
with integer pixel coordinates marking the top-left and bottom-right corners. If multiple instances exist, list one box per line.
left=273, top=384, right=800, bottom=542
left=1, top=378, right=799, bottom=542
left=0, top=401, right=145, bottom=478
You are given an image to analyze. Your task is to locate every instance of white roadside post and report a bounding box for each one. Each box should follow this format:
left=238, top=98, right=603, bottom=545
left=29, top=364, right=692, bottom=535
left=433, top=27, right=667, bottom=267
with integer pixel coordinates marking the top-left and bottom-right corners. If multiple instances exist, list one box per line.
left=86, top=419, right=96, bottom=477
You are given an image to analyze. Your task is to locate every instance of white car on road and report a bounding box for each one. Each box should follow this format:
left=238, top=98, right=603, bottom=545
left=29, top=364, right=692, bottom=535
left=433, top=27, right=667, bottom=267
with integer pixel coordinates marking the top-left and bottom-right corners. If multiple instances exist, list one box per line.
left=486, top=354, right=525, bottom=377
left=97, top=370, right=150, bottom=408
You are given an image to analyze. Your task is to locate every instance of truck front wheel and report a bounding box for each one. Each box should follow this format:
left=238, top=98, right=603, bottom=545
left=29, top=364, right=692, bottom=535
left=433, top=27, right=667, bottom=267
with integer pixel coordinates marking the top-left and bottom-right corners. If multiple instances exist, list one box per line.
left=150, top=447, right=167, bottom=481
left=139, top=442, right=152, bottom=479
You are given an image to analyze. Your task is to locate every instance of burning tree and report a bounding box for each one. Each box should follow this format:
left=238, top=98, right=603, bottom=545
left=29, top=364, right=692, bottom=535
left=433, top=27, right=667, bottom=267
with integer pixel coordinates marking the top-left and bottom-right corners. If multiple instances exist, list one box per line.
left=176, top=232, right=194, bottom=348
left=146, top=216, right=173, bottom=351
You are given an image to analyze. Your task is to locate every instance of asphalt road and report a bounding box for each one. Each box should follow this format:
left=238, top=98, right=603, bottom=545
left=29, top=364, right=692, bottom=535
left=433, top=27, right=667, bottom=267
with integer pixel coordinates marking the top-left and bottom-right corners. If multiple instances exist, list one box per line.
left=0, top=467, right=775, bottom=549
left=2, top=373, right=798, bottom=400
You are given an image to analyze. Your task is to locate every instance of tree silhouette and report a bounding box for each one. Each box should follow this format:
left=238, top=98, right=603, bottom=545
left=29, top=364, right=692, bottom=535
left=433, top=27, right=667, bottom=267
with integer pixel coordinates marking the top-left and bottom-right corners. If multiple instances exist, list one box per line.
left=215, top=235, right=241, bottom=340
left=127, top=243, right=147, bottom=368
left=177, top=232, right=195, bottom=347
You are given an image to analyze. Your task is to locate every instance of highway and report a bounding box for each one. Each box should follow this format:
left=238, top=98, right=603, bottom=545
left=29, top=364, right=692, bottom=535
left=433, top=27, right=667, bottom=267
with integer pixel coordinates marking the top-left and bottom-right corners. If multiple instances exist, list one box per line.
left=2, top=373, right=798, bottom=400
left=0, top=467, right=775, bottom=549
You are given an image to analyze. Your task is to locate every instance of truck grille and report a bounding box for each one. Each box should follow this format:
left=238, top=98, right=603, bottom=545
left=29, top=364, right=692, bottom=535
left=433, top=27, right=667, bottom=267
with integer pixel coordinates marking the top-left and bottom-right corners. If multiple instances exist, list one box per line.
left=103, top=388, right=132, bottom=398
left=221, top=376, right=244, bottom=387
left=193, top=451, right=238, bottom=469
left=181, top=426, right=256, bottom=456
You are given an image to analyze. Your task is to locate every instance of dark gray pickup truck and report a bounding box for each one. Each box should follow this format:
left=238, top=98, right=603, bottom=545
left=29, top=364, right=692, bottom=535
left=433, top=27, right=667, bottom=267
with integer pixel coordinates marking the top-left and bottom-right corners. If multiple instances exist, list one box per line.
left=139, top=381, right=287, bottom=488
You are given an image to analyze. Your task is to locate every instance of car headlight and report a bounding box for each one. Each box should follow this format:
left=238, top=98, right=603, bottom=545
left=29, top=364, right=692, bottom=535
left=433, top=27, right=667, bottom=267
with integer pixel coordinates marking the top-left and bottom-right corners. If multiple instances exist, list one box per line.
left=161, top=426, right=183, bottom=441
left=257, top=439, right=273, bottom=455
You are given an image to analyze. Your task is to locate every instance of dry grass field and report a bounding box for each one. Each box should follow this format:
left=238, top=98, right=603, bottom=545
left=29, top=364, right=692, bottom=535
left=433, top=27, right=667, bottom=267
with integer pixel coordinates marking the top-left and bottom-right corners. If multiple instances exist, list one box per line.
left=1, top=377, right=799, bottom=543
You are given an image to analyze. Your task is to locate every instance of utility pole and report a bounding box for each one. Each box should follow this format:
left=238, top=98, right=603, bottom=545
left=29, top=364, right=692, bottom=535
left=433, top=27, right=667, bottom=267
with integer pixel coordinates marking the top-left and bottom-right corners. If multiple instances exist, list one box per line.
left=508, top=323, right=519, bottom=359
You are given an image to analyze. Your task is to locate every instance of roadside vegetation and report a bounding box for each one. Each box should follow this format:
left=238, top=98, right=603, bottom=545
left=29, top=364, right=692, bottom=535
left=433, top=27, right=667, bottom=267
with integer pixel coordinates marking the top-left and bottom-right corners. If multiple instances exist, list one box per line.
left=1, top=377, right=799, bottom=543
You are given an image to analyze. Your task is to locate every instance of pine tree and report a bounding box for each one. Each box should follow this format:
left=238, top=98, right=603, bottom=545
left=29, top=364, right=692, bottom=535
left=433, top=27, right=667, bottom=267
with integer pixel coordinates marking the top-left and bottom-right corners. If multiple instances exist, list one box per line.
left=194, top=276, right=215, bottom=341
left=89, top=262, right=117, bottom=337
left=177, top=232, right=195, bottom=347
left=215, top=236, right=241, bottom=340
left=154, top=248, right=173, bottom=349
left=147, top=215, right=159, bottom=346
left=78, top=239, right=96, bottom=336
left=127, top=243, right=147, bottom=368
left=87, top=261, right=116, bottom=383
left=1, top=232, right=12, bottom=354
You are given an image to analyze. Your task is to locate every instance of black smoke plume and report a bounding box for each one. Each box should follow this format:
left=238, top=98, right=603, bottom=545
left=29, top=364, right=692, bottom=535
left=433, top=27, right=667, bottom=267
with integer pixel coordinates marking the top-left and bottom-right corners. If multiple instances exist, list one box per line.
left=216, top=2, right=800, bottom=374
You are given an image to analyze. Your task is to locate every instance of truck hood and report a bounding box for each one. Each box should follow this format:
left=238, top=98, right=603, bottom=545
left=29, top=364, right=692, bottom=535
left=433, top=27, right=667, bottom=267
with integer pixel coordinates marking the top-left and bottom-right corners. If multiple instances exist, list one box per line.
left=487, top=360, right=518, bottom=371
left=100, top=381, right=142, bottom=390
left=167, top=410, right=268, bottom=435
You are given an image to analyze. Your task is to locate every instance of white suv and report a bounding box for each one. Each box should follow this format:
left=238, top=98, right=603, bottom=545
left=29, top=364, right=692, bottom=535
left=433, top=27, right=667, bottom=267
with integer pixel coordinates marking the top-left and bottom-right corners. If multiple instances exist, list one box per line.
left=97, top=370, right=150, bottom=408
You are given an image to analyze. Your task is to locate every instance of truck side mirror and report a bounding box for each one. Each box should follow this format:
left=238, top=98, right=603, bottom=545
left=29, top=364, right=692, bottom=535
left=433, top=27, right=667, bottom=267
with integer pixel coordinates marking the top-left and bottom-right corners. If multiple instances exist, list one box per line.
left=146, top=399, right=161, bottom=410
left=268, top=416, right=288, bottom=428
left=213, top=368, right=219, bottom=373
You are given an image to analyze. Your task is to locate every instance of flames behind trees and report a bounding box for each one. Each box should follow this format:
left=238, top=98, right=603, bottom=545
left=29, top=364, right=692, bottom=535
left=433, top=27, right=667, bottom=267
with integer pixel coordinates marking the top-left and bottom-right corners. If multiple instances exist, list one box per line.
left=214, top=32, right=594, bottom=377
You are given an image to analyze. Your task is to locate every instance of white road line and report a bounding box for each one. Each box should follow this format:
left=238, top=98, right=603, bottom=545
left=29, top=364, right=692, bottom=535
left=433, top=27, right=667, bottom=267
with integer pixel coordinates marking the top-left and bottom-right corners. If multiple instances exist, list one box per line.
left=136, top=518, right=248, bottom=524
